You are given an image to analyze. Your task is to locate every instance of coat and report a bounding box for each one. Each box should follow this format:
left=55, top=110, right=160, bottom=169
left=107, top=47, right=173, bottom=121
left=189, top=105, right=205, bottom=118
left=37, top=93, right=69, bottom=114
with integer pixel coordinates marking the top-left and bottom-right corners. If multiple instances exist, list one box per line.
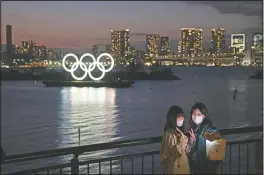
left=188, top=119, right=221, bottom=174
left=161, top=129, right=190, bottom=174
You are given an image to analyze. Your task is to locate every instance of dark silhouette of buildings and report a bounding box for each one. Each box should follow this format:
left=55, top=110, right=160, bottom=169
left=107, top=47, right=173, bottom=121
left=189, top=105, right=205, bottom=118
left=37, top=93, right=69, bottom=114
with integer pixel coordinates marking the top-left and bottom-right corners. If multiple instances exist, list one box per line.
left=6, top=24, right=13, bottom=64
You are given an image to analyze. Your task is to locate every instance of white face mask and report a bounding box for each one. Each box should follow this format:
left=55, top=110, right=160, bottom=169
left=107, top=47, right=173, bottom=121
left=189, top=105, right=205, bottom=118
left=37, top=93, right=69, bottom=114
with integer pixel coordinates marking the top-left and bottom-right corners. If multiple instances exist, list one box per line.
left=177, top=119, right=184, bottom=127
left=192, top=115, right=204, bottom=125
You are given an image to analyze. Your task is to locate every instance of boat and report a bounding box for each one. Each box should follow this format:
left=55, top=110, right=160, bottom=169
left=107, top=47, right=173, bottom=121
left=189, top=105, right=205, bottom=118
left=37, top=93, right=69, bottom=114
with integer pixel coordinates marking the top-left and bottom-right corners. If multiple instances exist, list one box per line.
left=249, top=71, right=263, bottom=80
left=42, top=80, right=135, bottom=88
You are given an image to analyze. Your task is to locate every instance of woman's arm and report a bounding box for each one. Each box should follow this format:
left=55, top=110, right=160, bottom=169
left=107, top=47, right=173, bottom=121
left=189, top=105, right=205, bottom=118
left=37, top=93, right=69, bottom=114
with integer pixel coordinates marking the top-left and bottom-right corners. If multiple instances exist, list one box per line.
left=166, top=132, right=187, bottom=157
left=186, top=128, right=196, bottom=154
left=186, top=138, right=195, bottom=153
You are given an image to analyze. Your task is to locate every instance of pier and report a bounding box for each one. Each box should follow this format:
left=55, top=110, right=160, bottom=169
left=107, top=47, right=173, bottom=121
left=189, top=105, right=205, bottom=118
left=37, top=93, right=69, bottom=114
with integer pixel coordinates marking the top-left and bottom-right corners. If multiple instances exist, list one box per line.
left=1, top=126, right=263, bottom=174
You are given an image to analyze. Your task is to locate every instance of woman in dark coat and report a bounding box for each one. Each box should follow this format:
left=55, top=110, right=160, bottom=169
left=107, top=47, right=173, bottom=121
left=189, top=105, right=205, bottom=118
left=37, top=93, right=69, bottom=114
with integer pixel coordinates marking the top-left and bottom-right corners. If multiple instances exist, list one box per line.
left=187, top=102, right=221, bottom=174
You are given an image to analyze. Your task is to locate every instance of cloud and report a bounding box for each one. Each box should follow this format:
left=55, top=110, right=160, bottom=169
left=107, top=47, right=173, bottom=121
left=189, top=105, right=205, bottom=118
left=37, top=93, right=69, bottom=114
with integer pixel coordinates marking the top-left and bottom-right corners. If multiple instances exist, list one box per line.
left=185, top=1, right=262, bottom=19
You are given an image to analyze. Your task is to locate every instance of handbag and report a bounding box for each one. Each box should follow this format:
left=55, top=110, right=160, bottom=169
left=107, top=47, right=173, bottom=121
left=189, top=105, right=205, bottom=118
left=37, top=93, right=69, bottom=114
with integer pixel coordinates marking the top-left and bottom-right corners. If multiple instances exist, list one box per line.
left=204, top=131, right=226, bottom=161
left=206, top=137, right=226, bottom=161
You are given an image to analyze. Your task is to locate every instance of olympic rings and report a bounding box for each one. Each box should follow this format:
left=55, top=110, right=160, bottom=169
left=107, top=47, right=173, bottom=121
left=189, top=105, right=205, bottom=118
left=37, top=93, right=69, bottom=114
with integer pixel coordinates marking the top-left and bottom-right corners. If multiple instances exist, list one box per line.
left=62, top=53, right=114, bottom=81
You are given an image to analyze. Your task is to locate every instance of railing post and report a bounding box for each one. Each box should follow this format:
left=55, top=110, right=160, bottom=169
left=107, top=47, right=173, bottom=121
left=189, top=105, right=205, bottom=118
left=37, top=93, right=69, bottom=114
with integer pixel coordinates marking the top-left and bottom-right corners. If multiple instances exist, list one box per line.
left=71, top=154, right=79, bottom=174
left=259, top=132, right=263, bottom=174
left=255, top=132, right=263, bottom=174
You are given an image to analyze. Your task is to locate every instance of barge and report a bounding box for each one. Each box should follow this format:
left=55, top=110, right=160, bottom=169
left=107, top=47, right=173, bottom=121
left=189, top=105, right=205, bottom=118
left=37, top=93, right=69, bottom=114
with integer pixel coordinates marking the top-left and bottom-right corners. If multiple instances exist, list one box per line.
left=42, top=80, right=135, bottom=88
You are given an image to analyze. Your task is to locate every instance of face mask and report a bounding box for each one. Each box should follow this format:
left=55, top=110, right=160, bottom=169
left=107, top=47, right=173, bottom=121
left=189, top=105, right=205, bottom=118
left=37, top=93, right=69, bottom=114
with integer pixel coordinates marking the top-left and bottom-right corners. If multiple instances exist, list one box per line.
left=177, top=119, right=184, bottom=127
left=192, top=115, right=204, bottom=125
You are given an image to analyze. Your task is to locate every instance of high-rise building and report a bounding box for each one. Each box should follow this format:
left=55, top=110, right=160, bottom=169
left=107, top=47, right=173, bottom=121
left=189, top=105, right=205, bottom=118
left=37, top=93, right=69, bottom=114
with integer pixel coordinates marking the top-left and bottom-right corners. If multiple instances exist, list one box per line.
left=146, top=34, right=160, bottom=57
left=98, top=45, right=107, bottom=54
left=159, top=37, right=170, bottom=57
left=129, top=46, right=136, bottom=57
left=106, top=44, right=111, bottom=53
left=92, top=45, right=99, bottom=56
left=252, top=33, right=263, bottom=53
left=13, top=41, right=48, bottom=62
left=211, top=28, right=225, bottom=56
left=33, top=45, right=47, bottom=60
left=178, top=41, right=182, bottom=55
left=231, top=34, right=245, bottom=54
left=180, top=28, right=203, bottom=57
left=21, top=40, right=36, bottom=59
left=251, top=33, right=263, bottom=64
left=227, top=46, right=238, bottom=55
left=194, top=29, right=203, bottom=56
left=111, top=29, right=130, bottom=63
left=6, top=25, right=13, bottom=62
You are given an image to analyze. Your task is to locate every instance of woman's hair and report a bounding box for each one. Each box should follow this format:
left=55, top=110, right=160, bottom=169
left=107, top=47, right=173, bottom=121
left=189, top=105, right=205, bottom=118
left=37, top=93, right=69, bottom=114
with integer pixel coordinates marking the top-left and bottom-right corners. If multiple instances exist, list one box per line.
left=189, top=102, right=211, bottom=129
left=164, top=105, right=184, bottom=133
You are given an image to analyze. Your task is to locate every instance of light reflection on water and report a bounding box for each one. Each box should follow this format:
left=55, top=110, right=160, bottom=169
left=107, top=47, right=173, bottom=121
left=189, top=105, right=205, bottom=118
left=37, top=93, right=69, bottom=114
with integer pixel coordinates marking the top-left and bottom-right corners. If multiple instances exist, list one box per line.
left=58, top=87, right=120, bottom=146
left=57, top=87, right=120, bottom=173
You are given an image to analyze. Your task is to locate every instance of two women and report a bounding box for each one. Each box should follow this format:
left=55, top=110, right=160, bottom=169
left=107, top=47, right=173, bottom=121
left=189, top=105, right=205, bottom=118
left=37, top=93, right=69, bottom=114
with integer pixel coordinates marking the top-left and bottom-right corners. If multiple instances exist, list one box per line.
left=161, top=102, right=220, bottom=174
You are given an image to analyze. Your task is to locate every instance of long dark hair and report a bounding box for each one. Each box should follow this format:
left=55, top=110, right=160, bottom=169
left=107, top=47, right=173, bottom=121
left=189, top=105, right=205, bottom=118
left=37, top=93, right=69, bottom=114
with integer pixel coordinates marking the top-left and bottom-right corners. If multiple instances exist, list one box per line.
left=189, top=102, right=212, bottom=130
left=164, top=105, right=185, bottom=133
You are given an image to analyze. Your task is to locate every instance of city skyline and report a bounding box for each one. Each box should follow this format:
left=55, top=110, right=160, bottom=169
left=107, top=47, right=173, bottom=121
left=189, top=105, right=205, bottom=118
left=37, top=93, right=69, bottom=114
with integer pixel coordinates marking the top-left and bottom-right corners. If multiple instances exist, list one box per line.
left=1, top=1, right=263, bottom=51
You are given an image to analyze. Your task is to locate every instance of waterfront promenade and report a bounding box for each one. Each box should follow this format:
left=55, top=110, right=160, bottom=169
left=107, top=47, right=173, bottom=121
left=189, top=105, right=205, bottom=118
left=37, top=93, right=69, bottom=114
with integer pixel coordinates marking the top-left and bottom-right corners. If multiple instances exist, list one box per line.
left=1, top=126, right=262, bottom=174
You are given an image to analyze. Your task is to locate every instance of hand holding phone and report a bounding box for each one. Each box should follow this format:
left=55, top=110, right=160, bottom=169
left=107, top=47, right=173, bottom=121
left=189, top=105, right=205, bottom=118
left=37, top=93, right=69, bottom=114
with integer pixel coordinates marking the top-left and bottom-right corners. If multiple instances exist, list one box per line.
left=204, top=131, right=220, bottom=142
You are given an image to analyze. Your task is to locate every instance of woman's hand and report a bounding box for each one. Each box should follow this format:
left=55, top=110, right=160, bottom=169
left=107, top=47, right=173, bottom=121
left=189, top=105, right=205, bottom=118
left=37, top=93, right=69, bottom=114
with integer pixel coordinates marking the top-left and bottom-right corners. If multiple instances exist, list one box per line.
left=185, top=144, right=191, bottom=153
left=176, top=128, right=188, bottom=145
left=188, top=128, right=196, bottom=143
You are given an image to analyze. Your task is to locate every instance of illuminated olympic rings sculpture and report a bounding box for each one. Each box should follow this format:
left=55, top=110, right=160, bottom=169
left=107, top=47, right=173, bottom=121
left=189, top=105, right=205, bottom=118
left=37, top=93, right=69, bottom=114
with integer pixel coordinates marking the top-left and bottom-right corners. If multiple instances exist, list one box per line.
left=62, top=53, right=114, bottom=81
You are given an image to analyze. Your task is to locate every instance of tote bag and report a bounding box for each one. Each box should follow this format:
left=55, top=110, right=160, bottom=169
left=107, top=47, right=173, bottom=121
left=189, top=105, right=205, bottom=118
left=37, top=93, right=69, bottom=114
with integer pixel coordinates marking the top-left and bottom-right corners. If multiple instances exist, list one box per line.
left=206, top=138, right=226, bottom=160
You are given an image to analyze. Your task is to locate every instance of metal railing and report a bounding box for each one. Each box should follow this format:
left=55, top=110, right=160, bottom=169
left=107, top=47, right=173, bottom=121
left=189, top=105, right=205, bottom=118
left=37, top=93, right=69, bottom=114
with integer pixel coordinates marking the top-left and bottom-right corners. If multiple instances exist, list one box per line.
left=1, top=126, right=263, bottom=174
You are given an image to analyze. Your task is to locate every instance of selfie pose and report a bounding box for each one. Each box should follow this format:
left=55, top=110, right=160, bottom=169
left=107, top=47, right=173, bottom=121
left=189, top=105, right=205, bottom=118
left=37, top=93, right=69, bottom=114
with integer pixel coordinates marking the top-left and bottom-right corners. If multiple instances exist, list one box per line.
left=188, top=102, right=225, bottom=174
left=160, top=106, right=190, bottom=174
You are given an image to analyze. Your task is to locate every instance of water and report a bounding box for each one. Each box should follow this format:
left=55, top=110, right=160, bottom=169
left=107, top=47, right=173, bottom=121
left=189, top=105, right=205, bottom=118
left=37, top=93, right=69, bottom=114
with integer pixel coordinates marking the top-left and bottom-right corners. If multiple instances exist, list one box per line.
left=1, top=67, right=263, bottom=173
